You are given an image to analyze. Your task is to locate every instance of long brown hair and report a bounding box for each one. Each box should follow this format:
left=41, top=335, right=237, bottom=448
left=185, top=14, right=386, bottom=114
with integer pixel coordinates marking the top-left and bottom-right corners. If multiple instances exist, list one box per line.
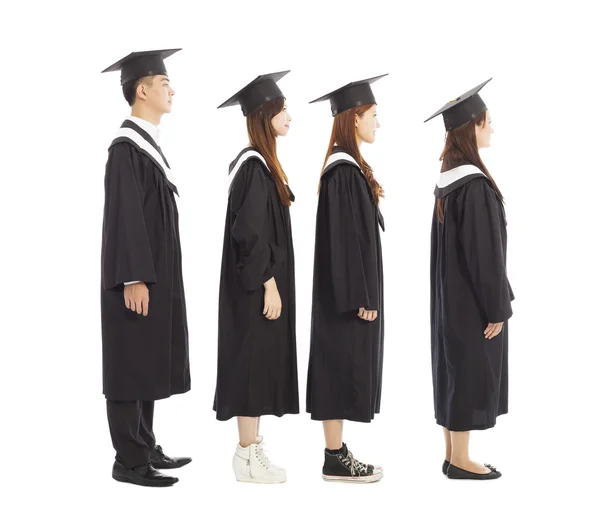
left=436, top=111, right=503, bottom=223
left=246, top=97, right=292, bottom=206
left=321, top=104, right=384, bottom=204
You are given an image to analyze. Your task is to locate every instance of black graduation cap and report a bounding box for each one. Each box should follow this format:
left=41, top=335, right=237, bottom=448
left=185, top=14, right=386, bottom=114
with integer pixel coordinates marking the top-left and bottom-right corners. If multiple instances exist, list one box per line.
left=217, top=71, right=290, bottom=116
left=309, top=74, right=388, bottom=116
left=101, top=49, right=181, bottom=86
left=424, top=78, right=492, bottom=131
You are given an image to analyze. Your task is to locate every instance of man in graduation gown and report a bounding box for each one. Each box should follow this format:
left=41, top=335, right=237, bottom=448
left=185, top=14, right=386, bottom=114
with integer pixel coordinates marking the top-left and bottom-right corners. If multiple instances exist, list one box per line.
left=100, top=49, right=191, bottom=487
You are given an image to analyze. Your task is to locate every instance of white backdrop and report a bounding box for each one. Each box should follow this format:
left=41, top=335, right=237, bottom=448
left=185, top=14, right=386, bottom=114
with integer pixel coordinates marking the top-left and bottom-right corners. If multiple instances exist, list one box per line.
left=1, top=0, right=598, bottom=520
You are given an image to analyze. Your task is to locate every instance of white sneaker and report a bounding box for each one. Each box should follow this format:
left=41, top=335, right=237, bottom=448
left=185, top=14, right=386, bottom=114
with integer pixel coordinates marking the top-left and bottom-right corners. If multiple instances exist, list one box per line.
left=232, top=436, right=287, bottom=484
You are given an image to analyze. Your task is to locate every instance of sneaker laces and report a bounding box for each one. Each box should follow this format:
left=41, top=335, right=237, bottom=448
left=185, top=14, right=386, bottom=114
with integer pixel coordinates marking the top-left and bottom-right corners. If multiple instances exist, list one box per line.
left=255, top=441, right=274, bottom=469
left=341, top=450, right=370, bottom=476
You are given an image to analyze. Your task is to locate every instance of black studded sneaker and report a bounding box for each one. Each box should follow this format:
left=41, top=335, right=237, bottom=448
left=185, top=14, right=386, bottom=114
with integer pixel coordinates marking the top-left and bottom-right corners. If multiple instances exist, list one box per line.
left=322, top=443, right=383, bottom=483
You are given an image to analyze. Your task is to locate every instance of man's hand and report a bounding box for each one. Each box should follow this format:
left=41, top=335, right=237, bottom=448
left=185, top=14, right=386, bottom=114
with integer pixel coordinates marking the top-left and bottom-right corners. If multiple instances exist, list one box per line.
left=124, top=282, right=149, bottom=316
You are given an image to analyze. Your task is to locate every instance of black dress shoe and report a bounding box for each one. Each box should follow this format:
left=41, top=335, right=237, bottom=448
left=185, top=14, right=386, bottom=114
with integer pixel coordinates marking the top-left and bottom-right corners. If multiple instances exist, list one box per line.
left=112, top=461, right=178, bottom=487
left=150, top=444, right=192, bottom=469
left=442, top=460, right=450, bottom=475
left=447, top=463, right=502, bottom=480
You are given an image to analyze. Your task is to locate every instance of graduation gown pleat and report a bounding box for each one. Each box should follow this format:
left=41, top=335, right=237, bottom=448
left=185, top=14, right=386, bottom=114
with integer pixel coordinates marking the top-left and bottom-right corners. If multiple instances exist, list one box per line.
left=213, top=149, right=299, bottom=420
left=430, top=167, right=514, bottom=431
left=307, top=150, right=385, bottom=423
left=101, top=129, right=190, bottom=401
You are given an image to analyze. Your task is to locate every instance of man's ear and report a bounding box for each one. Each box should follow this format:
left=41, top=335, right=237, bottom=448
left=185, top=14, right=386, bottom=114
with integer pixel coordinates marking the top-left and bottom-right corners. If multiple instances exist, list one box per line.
left=136, top=83, right=147, bottom=100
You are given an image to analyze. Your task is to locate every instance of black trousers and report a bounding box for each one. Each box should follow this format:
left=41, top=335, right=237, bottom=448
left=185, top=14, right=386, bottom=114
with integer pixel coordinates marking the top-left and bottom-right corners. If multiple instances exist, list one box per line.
left=106, top=400, right=156, bottom=469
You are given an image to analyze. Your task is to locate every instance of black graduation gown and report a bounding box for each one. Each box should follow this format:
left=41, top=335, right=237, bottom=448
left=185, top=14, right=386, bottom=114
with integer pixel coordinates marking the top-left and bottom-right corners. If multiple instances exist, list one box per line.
left=101, top=120, right=190, bottom=401
left=307, top=149, right=385, bottom=423
left=430, top=166, right=514, bottom=431
left=213, top=148, right=299, bottom=421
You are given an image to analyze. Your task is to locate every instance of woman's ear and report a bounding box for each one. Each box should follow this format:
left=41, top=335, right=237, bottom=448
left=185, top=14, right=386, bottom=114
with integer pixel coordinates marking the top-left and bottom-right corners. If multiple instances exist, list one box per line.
left=355, top=114, right=359, bottom=128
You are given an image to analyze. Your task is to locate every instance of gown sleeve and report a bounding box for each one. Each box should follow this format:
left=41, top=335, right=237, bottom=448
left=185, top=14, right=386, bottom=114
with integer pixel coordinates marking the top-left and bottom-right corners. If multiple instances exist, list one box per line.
left=230, top=161, right=282, bottom=292
left=458, top=178, right=513, bottom=323
left=326, top=166, right=379, bottom=314
left=101, top=143, right=156, bottom=291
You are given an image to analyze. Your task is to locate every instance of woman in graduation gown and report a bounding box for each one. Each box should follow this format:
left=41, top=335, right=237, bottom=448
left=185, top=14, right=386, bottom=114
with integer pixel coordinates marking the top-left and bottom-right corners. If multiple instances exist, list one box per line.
left=306, top=75, right=387, bottom=483
left=214, top=71, right=298, bottom=484
left=425, top=79, right=514, bottom=480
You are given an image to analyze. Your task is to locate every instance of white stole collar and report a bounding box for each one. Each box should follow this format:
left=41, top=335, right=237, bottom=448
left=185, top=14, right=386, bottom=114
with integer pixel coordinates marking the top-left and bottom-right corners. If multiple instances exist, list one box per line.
left=228, top=148, right=269, bottom=189
left=113, top=120, right=177, bottom=192
left=323, top=151, right=362, bottom=173
left=437, top=164, right=484, bottom=188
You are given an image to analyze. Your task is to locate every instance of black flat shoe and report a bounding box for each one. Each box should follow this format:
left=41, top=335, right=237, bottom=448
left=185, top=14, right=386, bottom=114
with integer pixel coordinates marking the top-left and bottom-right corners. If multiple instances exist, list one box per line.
left=150, top=444, right=192, bottom=470
left=442, top=460, right=450, bottom=475
left=112, top=461, right=178, bottom=487
left=447, top=463, right=501, bottom=480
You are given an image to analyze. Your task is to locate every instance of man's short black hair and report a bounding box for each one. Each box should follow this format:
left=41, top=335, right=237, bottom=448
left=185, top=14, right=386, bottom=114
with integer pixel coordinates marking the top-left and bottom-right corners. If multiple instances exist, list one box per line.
left=122, top=76, right=155, bottom=106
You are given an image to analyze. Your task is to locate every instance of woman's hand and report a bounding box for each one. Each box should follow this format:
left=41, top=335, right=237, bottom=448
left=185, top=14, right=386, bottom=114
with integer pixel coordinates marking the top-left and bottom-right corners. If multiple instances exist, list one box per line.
left=263, top=277, right=282, bottom=320
left=484, top=322, right=504, bottom=339
left=358, top=307, right=378, bottom=322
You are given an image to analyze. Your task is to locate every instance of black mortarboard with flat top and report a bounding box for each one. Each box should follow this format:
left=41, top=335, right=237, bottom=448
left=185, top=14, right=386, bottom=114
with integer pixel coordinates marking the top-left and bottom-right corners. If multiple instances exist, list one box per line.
left=217, top=71, right=290, bottom=116
left=424, top=78, right=492, bottom=131
left=101, top=49, right=181, bottom=85
left=309, top=74, right=388, bottom=116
